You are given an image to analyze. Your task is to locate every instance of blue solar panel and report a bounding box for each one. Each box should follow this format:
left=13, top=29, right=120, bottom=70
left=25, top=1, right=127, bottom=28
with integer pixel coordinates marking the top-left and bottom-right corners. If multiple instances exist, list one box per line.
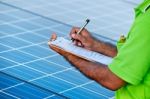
left=0, top=0, right=141, bottom=98
left=0, top=72, right=67, bottom=99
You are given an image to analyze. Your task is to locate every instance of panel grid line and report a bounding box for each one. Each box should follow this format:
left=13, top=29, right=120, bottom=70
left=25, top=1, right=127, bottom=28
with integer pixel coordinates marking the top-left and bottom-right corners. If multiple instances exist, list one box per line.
left=0, top=90, right=20, bottom=99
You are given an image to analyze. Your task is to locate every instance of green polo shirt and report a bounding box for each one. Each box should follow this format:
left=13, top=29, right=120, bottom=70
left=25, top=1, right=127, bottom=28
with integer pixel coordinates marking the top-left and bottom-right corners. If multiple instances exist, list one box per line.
left=108, top=0, right=150, bottom=99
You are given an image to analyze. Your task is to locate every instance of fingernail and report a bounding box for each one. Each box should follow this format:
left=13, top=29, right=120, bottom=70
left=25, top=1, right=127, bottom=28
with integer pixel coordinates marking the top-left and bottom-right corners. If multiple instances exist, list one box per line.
left=78, top=43, right=81, bottom=46
left=72, top=34, right=75, bottom=38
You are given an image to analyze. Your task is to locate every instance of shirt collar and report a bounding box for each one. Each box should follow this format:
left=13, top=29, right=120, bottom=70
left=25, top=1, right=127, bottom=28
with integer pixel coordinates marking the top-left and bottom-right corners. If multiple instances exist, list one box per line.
left=135, top=0, right=150, bottom=13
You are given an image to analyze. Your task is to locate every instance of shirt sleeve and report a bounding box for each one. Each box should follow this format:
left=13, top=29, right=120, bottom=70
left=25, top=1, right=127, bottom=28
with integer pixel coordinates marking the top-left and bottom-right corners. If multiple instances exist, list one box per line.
left=108, top=20, right=150, bottom=85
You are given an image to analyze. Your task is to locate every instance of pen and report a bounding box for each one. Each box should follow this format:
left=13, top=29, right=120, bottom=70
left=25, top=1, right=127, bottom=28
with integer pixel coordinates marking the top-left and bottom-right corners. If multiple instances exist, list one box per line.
left=71, top=19, right=90, bottom=41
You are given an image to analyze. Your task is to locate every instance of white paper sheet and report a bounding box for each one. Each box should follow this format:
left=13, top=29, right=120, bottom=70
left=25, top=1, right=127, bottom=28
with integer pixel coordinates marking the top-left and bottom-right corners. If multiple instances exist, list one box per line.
left=48, top=37, right=112, bottom=65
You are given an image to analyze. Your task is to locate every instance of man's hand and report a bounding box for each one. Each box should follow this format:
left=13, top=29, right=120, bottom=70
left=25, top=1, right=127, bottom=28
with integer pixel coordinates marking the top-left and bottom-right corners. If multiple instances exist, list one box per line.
left=70, top=27, right=117, bottom=57
left=70, top=27, right=97, bottom=51
left=49, top=33, right=84, bottom=65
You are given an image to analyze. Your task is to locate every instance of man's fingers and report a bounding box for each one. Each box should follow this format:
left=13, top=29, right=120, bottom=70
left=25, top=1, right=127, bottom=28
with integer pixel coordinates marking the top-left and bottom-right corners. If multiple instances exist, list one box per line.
left=77, top=42, right=83, bottom=47
left=50, top=33, right=57, bottom=41
left=70, top=27, right=80, bottom=36
left=72, top=34, right=86, bottom=43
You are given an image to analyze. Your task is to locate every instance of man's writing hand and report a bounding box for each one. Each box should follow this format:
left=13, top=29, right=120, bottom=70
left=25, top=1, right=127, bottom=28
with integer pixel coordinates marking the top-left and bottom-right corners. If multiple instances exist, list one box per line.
left=70, top=27, right=97, bottom=51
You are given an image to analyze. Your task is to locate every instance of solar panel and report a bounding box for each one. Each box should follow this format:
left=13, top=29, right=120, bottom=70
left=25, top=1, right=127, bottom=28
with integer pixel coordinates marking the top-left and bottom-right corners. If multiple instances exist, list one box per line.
left=0, top=0, right=141, bottom=99
left=1, top=0, right=142, bottom=40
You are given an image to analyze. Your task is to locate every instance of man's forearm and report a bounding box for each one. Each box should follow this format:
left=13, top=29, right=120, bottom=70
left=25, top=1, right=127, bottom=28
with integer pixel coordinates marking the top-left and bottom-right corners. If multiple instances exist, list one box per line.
left=93, top=39, right=117, bottom=57
left=67, top=55, right=125, bottom=90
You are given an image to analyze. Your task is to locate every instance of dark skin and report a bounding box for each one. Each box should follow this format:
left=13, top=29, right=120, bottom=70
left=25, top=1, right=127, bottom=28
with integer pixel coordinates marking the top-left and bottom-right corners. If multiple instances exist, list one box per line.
left=49, top=27, right=126, bottom=91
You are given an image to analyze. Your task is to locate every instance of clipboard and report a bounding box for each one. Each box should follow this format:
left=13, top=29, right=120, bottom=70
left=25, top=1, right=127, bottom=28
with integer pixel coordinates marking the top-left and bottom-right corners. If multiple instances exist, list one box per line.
left=48, top=37, right=112, bottom=65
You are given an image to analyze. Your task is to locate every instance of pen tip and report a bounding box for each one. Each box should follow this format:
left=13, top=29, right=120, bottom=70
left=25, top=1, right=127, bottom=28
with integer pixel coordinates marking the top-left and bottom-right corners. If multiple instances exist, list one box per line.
left=86, top=19, right=90, bottom=23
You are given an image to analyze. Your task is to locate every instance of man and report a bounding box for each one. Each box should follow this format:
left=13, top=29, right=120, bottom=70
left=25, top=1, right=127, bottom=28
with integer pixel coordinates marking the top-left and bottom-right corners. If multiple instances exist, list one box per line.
left=49, top=0, right=150, bottom=98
